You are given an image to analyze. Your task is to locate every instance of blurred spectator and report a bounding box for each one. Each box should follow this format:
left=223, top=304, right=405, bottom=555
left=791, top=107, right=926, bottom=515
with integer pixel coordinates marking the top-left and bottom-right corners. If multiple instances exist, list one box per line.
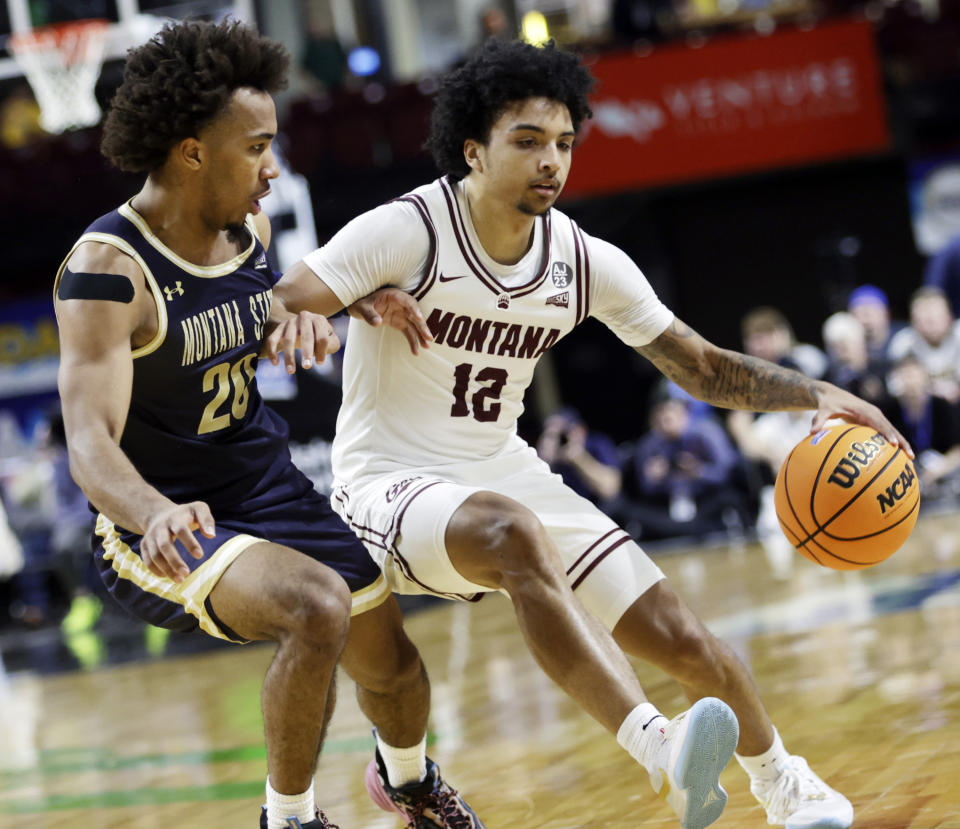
left=887, top=286, right=960, bottom=404
left=741, top=306, right=827, bottom=379
left=0, top=496, right=24, bottom=581
left=728, top=408, right=816, bottom=578
left=923, top=233, right=960, bottom=318
left=0, top=438, right=55, bottom=627
left=611, top=0, right=676, bottom=43
left=0, top=410, right=100, bottom=632
left=821, top=311, right=891, bottom=409
left=0, top=84, right=45, bottom=150
left=616, top=395, right=749, bottom=541
left=536, top=407, right=621, bottom=506
left=659, top=378, right=718, bottom=423
left=847, top=284, right=899, bottom=367
left=882, top=355, right=960, bottom=501
left=479, top=5, right=511, bottom=41
left=299, top=15, right=347, bottom=93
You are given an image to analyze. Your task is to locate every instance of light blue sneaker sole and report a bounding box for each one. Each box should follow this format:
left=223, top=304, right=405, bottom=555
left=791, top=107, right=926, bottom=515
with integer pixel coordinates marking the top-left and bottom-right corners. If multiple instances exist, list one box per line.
left=785, top=815, right=854, bottom=829
left=664, top=697, right=740, bottom=829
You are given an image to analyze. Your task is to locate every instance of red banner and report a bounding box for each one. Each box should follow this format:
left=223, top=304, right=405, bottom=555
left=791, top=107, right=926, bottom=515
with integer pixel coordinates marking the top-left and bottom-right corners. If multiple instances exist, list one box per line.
left=563, top=19, right=890, bottom=199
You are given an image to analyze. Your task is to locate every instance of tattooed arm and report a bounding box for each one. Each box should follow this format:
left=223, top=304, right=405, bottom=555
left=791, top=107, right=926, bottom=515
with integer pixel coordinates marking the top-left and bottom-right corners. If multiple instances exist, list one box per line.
left=636, top=318, right=915, bottom=456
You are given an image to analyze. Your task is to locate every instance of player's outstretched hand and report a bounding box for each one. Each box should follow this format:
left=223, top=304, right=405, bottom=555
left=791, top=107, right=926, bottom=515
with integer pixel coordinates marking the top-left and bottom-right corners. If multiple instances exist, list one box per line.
left=810, top=382, right=915, bottom=459
left=349, top=287, right=434, bottom=355
left=263, top=311, right=341, bottom=374
left=141, top=502, right=216, bottom=583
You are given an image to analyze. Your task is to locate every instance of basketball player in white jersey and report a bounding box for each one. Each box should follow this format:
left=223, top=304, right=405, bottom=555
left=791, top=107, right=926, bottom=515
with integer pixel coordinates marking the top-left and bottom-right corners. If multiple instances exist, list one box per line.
left=269, top=39, right=911, bottom=829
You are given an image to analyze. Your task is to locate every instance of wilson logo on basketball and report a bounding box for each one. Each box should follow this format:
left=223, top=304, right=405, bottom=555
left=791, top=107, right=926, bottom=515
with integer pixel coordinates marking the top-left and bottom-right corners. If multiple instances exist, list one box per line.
left=877, top=463, right=916, bottom=514
left=826, top=433, right=888, bottom=489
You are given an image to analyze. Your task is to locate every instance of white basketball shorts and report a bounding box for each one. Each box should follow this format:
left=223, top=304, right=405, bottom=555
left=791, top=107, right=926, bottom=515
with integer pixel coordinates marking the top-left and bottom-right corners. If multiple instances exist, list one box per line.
left=330, top=445, right=665, bottom=631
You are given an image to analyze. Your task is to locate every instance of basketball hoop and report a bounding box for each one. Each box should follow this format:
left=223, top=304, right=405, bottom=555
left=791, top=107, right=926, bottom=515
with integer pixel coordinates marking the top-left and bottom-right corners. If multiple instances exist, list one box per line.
left=9, top=19, right=110, bottom=134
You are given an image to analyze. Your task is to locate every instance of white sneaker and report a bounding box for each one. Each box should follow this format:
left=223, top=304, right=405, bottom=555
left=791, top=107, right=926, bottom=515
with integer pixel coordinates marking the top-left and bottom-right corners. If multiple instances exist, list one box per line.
left=647, top=697, right=740, bottom=829
left=752, top=755, right=854, bottom=829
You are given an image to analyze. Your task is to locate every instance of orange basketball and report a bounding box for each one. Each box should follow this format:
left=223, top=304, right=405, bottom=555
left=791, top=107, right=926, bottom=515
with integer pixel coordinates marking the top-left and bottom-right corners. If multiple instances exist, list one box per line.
left=774, top=422, right=920, bottom=570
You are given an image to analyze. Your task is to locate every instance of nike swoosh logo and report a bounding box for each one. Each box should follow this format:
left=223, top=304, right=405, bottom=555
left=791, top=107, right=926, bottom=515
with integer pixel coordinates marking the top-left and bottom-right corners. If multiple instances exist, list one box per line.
left=438, top=273, right=471, bottom=282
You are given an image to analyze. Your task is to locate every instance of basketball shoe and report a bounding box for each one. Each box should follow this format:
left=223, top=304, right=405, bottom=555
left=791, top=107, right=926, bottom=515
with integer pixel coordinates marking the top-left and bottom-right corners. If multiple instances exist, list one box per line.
left=258, top=805, right=339, bottom=828
left=750, top=755, right=853, bottom=829
left=646, top=697, right=740, bottom=829
left=365, top=750, right=485, bottom=828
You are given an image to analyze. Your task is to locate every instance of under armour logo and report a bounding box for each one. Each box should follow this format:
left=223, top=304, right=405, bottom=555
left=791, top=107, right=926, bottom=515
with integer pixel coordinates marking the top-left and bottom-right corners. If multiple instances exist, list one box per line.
left=163, top=281, right=184, bottom=301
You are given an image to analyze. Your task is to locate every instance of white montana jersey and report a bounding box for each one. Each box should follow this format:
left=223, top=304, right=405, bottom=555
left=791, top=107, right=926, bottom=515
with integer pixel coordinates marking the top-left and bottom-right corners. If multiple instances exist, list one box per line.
left=304, top=176, right=674, bottom=484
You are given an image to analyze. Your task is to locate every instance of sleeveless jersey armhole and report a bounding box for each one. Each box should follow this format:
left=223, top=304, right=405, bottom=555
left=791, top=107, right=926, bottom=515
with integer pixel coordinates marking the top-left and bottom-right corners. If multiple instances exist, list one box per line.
left=55, top=232, right=169, bottom=359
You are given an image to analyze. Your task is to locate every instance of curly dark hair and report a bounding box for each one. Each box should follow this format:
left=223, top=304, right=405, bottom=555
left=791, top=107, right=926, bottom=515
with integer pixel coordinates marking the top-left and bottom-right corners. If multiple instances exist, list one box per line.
left=101, top=18, right=289, bottom=173
left=427, top=38, right=594, bottom=179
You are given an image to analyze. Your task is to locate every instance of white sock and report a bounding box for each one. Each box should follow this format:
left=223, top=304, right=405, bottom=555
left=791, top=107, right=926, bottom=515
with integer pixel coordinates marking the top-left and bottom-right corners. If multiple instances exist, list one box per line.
left=735, top=727, right=789, bottom=785
left=376, top=731, right=427, bottom=788
left=265, top=777, right=315, bottom=829
left=616, top=702, right=667, bottom=771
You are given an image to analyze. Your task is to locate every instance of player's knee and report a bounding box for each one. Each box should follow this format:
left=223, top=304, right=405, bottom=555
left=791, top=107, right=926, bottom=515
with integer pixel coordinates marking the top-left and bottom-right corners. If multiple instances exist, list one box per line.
left=277, top=570, right=351, bottom=649
left=480, top=501, right=551, bottom=570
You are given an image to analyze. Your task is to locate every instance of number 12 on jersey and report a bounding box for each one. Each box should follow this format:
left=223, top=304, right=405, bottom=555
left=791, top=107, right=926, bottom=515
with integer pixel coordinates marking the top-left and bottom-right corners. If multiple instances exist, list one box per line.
left=450, top=362, right=507, bottom=423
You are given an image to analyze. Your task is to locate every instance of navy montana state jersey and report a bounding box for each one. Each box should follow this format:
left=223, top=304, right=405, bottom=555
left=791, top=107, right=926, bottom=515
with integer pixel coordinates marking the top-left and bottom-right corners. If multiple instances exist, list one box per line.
left=56, top=201, right=311, bottom=514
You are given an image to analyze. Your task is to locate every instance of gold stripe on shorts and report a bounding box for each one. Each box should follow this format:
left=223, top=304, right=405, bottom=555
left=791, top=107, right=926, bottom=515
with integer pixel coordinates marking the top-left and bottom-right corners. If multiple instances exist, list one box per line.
left=351, top=573, right=390, bottom=616
left=96, top=514, right=260, bottom=641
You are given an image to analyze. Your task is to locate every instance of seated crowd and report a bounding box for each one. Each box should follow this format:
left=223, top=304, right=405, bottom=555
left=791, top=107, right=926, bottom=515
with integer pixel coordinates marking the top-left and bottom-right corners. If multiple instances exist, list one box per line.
left=535, top=283, right=960, bottom=560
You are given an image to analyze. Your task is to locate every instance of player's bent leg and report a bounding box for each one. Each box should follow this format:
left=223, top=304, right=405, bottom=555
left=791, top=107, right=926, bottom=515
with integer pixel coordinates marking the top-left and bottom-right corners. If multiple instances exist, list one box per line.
left=612, top=581, right=852, bottom=829
left=209, top=542, right=351, bottom=798
left=613, top=580, right=773, bottom=754
left=341, top=595, right=485, bottom=828
left=446, top=490, right=648, bottom=734
left=447, top=491, right=735, bottom=826
left=340, top=594, right=428, bottom=748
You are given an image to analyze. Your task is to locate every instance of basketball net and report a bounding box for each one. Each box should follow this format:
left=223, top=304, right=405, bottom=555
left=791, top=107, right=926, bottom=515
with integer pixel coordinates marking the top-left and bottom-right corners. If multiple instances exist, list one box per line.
left=9, top=19, right=110, bottom=134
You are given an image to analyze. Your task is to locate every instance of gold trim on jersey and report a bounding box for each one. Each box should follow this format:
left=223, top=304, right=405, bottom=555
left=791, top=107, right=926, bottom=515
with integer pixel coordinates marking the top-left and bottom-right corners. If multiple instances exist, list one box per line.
left=96, top=513, right=260, bottom=642
left=349, top=573, right=390, bottom=617
left=54, top=232, right=169, bottom=360
left=118, top=201, right=258, bottom=277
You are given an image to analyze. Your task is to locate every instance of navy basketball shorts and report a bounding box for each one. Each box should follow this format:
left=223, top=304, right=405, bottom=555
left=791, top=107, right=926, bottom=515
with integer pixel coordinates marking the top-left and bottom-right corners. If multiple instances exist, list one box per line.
left=93, top=487, right=389, bottom=643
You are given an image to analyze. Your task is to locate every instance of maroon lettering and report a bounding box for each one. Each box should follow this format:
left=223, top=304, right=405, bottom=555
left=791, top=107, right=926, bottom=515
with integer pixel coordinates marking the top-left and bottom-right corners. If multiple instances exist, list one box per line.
left=426, top=308, right=454, bottom=344
left=518, top=326, right=544, bottom=358
left=447, top=315, right=471, bottom=348
left=486, top=320, right=509, bottom=354
left=497, top=324, right=521, bottom=357
left=465, top=318, right=492, bottom=353
left=533, top=328, right=561, bottom=358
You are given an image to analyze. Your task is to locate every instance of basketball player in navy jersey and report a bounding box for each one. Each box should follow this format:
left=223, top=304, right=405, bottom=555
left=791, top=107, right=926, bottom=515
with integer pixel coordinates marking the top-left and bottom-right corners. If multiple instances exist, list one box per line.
left=269, top=39, right=913, bottom=829
left=54, top=20, right=481, bottom=829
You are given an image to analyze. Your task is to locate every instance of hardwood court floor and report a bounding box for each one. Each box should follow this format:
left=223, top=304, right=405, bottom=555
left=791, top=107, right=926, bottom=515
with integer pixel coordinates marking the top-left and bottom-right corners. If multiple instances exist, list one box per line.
left=1, top=508, right=959, bottom=828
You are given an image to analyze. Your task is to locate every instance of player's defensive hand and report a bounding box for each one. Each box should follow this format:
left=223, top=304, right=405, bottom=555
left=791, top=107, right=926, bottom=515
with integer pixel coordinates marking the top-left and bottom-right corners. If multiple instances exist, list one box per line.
left=263, top=311, right=341, bottom=374
left=349, top=287, right=433, bottom=355
left=141, top=502, right=216, bottom=583
left=810, top=383, right=915, bottom=459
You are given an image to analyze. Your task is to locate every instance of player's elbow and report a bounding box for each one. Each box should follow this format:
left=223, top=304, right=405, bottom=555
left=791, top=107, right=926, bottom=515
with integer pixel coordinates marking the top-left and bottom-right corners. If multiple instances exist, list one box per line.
left=67, top=451, right=93, bottom=497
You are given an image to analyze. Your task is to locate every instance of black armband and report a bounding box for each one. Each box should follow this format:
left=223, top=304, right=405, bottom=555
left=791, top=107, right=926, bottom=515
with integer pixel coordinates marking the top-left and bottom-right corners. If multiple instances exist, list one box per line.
left=57, top=267, right=135, bottom=303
